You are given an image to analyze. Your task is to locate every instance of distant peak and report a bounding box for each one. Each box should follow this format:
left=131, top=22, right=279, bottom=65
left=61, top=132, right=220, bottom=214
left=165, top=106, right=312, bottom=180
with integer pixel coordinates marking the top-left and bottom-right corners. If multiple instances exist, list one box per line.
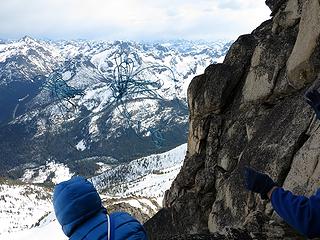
left=20, top=35, right=36, bottom=44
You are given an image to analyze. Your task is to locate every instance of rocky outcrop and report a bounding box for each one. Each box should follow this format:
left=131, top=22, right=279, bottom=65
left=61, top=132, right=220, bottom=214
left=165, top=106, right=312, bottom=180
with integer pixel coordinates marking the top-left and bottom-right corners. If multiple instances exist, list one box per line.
left=271, top=0, right=302, bottom=33
left=287, top=0, right=320, bottom=89
left=144, top=0, right=320, bottom=239
left=242, top=23, right=297, bottom=103
left=265, top=0, right=287, bottom=15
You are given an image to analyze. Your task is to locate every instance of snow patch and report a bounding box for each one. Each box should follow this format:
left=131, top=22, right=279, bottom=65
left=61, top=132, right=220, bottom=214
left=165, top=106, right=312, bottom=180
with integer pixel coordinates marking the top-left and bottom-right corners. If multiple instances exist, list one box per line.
left=61, top=71, right=72, bottom=80
left=75, top=139, right=86, bottom=151
left=96, top=162, right=112, bottom=174
left=21, top=161, right=74, bottom=184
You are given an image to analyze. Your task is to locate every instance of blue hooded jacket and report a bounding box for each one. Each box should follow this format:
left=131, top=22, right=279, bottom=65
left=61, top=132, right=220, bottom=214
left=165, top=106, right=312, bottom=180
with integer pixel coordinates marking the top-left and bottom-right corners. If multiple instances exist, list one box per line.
left=271, top=187, right=320, bottom=239
left=53, top=176, right=148, bottom=240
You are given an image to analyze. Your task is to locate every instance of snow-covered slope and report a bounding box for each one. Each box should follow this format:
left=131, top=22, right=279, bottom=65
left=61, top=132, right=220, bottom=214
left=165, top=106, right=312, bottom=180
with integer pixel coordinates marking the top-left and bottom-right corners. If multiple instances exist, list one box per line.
left=20, top=161, right=73, bottom=184
left=0, top=36, right=62, bottom=83
left=92, top=143, right=187, bottom=202
left=1, top=212, right=67, bottom=240
left=0, top=182, right=52, bottom=235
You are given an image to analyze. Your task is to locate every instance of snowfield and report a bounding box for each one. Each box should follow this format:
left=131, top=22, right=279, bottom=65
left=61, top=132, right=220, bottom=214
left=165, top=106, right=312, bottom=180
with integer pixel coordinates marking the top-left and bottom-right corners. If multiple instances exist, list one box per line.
left=1, top=213, right=67, bottom=240
left=0, top=183, right=52, bottom=236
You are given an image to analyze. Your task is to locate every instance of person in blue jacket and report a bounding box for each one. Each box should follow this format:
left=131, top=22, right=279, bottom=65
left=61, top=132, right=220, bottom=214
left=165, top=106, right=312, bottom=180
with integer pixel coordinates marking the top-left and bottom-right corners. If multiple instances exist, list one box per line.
left=53, top=176, right=148, bottom=240
left=244, top=89, right=320, bottom=239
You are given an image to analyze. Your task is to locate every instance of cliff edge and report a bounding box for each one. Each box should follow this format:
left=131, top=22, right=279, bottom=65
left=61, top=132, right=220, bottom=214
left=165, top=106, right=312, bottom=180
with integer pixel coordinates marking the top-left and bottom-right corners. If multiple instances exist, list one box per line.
left=145, top=0, right=320, bottom=239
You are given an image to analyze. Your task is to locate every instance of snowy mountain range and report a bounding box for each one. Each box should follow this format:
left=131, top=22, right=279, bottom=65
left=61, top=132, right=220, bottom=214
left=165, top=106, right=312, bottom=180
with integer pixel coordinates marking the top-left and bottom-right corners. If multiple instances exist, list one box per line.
left=0, top=37, right=232, bottom=178
left=0, top=37, right=231, bottom=239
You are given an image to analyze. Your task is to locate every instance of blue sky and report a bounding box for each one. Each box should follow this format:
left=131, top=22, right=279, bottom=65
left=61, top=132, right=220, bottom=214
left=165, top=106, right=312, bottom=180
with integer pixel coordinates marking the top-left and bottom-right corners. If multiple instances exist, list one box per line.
left=0, top=0, right=271, bottom=41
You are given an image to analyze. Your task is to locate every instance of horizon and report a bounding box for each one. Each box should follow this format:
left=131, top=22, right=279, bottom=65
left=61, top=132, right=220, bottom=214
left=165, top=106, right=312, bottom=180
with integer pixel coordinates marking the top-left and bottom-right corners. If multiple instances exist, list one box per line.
left=2, top=35, right=234, bottom=43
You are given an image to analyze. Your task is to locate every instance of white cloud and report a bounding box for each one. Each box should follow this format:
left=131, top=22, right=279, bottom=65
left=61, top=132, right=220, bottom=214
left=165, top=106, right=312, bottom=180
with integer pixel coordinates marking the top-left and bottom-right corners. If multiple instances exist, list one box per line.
left=0, top=0, right=271, bottom=40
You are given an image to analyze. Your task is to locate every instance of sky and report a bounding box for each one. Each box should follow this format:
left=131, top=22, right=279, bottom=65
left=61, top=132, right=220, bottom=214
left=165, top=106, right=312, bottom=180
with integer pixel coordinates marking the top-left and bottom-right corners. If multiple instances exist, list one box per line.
left=0, top=0, right=271, bottom=41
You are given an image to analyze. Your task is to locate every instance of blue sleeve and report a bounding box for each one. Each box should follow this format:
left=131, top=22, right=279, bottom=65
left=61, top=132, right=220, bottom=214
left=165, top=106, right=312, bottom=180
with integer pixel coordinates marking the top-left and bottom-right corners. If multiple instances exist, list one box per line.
left=271, top=187, right=320, bottom=238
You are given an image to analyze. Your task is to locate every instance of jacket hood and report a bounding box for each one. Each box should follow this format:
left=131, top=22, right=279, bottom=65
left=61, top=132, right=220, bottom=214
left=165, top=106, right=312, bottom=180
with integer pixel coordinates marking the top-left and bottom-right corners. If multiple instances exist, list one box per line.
left=53, top=176, right=104, bottom=237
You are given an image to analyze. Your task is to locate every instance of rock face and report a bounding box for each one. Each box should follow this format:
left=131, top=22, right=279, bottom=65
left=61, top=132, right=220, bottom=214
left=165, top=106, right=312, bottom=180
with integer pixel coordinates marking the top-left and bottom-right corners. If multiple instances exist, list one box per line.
left=287, top=0, right=320, bottom=89
left=144, top=0, right=320, bottom=239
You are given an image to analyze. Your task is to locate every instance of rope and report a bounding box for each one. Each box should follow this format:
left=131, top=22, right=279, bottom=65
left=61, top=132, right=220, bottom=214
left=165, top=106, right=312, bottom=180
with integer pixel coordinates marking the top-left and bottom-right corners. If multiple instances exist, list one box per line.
left=42, top=49, right=186, bottom=148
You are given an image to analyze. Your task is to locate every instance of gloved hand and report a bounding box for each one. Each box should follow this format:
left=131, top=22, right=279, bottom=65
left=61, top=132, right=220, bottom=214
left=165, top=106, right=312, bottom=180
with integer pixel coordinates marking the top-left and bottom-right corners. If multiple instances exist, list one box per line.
left=305, top=89, right=320, bottom=120
left=244, top=166, right=277, bottom=200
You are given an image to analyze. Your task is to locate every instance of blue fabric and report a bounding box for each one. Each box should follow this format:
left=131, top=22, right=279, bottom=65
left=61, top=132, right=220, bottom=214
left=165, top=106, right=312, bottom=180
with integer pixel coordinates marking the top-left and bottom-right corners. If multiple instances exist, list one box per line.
left=53, top=176, right=148, bottom=240
left=110, top=212, right=148, bottom=240
left=271, top=187, right=320, bottom=238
